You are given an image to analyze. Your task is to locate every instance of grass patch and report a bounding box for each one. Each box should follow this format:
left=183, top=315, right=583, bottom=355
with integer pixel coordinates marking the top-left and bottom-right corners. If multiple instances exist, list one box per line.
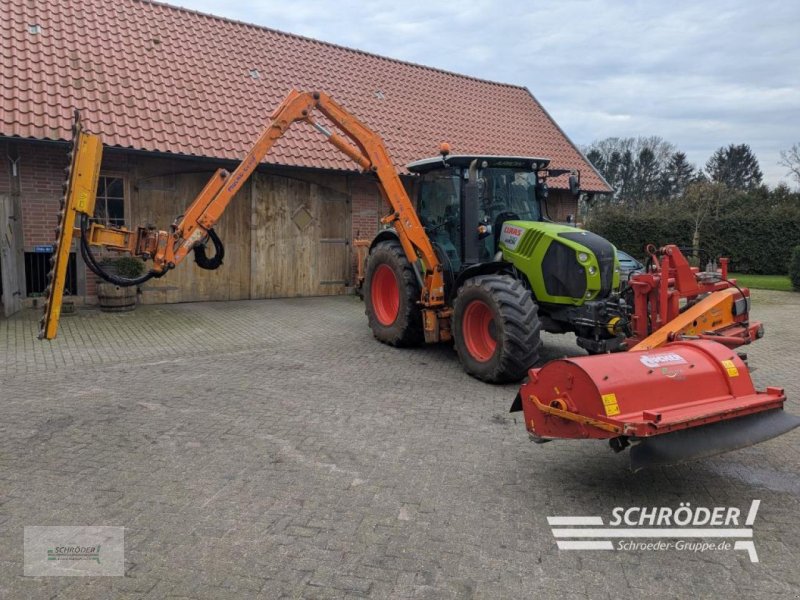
left=729, top=273, right=794, bottom=292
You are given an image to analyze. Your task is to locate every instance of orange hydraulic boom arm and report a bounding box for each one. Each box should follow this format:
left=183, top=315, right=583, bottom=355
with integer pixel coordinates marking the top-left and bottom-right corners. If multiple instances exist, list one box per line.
left=41, top=91, right=446, bottom=339
left=94, top=91, right=444, bottom=299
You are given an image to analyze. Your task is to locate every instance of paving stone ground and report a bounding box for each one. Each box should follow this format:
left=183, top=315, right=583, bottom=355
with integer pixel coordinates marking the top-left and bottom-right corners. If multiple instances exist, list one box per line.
left=1, top=290, right=799, bottom=599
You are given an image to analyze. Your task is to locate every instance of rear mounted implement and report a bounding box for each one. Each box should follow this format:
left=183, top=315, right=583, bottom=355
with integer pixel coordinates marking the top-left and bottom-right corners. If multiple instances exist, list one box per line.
left=623, top=244, right=762, bottom=351
left=512, top=340, right=799, bottom=470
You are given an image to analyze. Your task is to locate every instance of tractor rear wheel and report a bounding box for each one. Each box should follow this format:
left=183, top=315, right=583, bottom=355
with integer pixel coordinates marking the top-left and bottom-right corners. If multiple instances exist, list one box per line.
left=364, top=240, right=424, bottom=346
left=453, top=274, right=542, bottom=383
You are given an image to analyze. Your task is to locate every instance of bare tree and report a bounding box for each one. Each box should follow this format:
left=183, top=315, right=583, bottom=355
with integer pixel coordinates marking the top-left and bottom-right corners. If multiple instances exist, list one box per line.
left=582, top=136, right=676, bottom=208
left=779, top=143, right=800, bottom=187
left=679, top=181, right=726, bottom=262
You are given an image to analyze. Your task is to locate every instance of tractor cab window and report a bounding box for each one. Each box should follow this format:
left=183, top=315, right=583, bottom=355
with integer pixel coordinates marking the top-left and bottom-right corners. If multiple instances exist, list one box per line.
left=417, top=170, right=462, bottom=271
left=475, top=168, right=541, bottom=257
left=477, top=168, right=541, bottom=223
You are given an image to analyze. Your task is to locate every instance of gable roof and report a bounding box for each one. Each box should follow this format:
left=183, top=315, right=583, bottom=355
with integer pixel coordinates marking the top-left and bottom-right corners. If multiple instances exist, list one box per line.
left=1, top=0, right=611, bottom=192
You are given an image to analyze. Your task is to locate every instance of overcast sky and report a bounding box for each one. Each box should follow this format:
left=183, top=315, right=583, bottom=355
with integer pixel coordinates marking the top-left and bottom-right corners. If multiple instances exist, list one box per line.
left=176, top=0, right=799, bottom=186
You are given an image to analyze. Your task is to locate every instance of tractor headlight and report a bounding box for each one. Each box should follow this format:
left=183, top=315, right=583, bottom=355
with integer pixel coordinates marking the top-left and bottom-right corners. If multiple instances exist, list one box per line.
left=585, top=291, right=593, bottom=299
left=577, top=252, right=589, bottom=263
left=588, top=266, right=597, bottom=275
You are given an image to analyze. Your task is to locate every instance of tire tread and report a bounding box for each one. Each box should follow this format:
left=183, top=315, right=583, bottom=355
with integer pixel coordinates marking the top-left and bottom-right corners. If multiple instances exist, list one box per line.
left=364, top=239, right=424, bottom=347
left=453, top=274, right=542, bottom=382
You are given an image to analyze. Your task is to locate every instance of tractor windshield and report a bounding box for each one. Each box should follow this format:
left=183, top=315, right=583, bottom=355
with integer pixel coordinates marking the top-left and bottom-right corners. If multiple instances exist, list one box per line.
left=416, top=167, right=543, bottom=269
left=477, top=168, right=541, bottom=223
left=475, top=168, right=541, bottom=260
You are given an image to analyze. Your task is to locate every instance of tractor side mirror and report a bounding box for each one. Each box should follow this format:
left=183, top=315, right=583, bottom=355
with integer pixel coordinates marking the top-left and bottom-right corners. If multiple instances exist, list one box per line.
left=569, top=172, right=580, bottom=197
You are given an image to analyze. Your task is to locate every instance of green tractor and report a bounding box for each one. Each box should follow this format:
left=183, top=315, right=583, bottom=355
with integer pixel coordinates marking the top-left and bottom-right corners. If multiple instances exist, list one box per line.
left=363, top=154, right=624, bottom=383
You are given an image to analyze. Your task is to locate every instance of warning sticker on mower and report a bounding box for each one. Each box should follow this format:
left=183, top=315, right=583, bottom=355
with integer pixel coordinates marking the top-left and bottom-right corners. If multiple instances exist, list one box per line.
left=639, top=352, right=688, bottom=369
left=721, top=360, right=739, bottom=377
left=601, top=393, right=620, bottom=416
left=499, top=224, right=524, bottom=251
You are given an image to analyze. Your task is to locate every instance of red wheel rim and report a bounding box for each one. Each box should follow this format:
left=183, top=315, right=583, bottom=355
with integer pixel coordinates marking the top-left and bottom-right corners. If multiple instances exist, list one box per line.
left=371, top=264, right=400, bottom=326
left=462, top=300, right=497, bottom=362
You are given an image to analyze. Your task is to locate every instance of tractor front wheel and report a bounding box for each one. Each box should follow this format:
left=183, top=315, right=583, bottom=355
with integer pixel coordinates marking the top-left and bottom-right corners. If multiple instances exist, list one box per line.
left=453, top=275, right=542, bottom=383
left=364, top=240, right=424, bottom=346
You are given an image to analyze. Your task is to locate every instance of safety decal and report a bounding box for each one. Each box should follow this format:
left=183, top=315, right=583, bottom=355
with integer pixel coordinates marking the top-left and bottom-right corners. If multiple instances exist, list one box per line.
left=721, top=359, right=739, bottom=378
left=601, top=392, right=620, bottom=416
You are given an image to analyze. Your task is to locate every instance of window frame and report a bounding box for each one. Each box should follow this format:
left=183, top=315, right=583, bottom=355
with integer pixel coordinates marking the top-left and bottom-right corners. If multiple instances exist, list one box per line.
left=93, top=172, right=130, bottom=229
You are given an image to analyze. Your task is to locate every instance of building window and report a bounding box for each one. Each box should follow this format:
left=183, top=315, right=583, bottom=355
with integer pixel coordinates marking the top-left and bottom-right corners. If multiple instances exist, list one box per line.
left=93, top=176, right=126, bottom=227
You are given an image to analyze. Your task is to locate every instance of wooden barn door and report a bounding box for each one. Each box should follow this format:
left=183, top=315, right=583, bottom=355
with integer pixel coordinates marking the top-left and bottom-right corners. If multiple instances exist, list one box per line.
left=317, top=184, right=350, bottom=289
left=1, top=194, right=23, bottom=316
left=133, top=172, right=251, bottom=303
left=251, top=173, right=350, bottom=298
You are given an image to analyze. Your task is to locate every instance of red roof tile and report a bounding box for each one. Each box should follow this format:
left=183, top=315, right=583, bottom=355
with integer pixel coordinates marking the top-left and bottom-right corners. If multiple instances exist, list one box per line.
left=0, top=0, right=611, bottom=192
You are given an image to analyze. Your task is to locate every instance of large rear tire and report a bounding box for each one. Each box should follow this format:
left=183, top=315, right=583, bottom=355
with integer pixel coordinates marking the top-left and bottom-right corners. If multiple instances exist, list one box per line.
left=453, top=274, right=542, bottom=383
left=364, top=240, right=424, bottom=346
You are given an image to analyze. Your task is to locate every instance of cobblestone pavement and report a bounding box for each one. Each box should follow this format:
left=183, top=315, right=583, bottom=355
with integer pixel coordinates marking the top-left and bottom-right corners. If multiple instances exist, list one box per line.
left=1, top=290, right=799, bottom=599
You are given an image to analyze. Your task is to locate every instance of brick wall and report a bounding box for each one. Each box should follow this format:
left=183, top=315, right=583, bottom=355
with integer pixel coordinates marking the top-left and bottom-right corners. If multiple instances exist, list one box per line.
left=546, top=189, right=579, bottom=224
left=0, top=141, right=130, bottom=248
left=12, top=142, right=66, bottom=248
left=0, top=140, right=135, bottom=301
left=350, top=176, right=384, bottom=241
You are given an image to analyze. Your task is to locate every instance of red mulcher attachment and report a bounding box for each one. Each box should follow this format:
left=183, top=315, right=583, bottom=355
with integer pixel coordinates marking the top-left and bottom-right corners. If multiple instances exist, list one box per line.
left=510, top=244, right=799, bottom=470
left=512, top=340, right=799, bottom=470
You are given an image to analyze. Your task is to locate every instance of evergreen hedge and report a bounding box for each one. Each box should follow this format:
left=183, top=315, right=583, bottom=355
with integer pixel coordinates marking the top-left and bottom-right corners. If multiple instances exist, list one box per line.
left=790, top=245, right=800, bottom=290
left=587, top=212, right=800, bottom=275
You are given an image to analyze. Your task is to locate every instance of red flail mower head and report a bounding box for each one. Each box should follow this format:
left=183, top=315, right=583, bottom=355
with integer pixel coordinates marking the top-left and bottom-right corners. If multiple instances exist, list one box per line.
left=511, top=340, right=799, bottom=470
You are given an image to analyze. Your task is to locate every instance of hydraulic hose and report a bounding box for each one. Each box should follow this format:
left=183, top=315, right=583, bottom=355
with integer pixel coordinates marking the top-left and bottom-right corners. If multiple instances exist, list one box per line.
left=79, top=215, right=160, bottom=287
left=193, top=228, right=225, bottom=270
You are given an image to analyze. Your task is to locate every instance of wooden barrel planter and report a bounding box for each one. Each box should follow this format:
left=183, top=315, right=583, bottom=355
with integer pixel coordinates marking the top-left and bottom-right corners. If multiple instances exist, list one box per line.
left=97, top=282, right=137, bottom=312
